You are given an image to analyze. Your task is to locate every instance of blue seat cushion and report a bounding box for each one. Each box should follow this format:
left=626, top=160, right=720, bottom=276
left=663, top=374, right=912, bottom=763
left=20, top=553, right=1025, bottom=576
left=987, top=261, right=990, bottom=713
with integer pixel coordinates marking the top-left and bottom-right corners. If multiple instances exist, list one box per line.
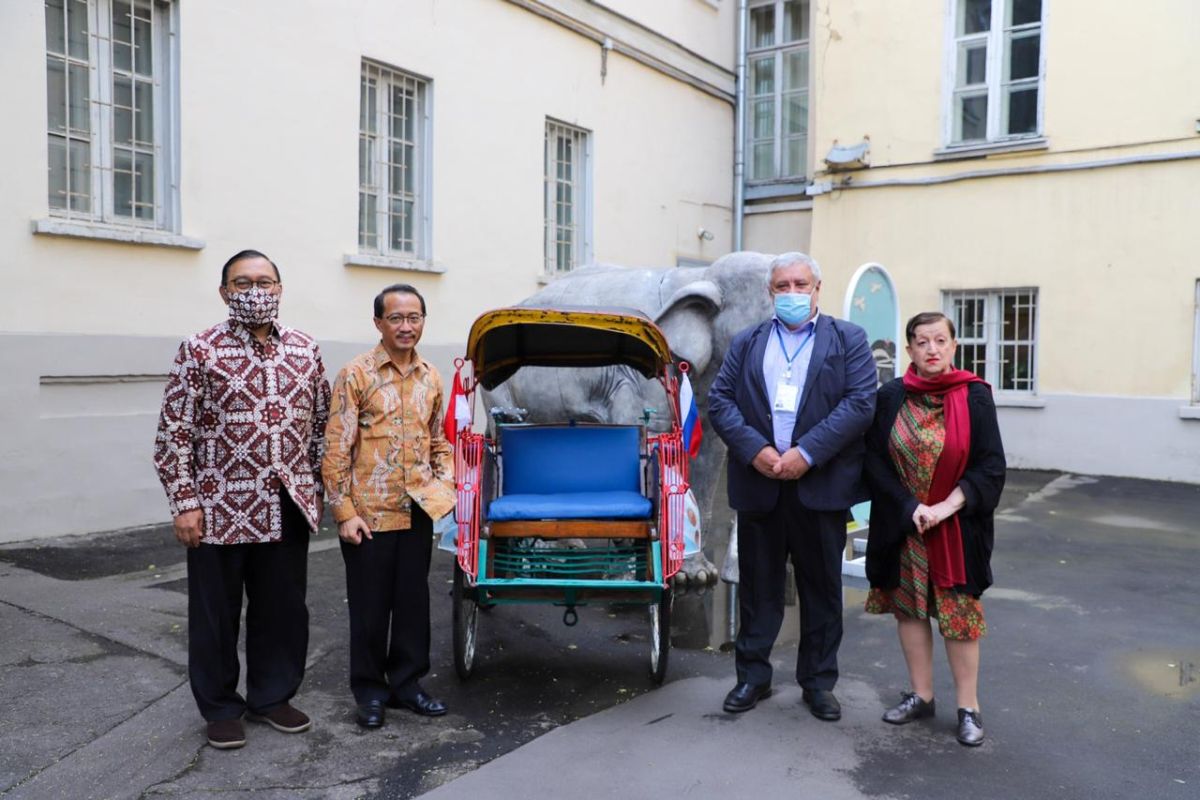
left=488, top=490, right=652, bottom=522
left=500, top=426, right=641, bottom=495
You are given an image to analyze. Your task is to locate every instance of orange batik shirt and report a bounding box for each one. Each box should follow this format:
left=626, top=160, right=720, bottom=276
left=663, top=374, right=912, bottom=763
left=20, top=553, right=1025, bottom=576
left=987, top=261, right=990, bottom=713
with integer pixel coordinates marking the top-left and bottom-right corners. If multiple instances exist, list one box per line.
left=322, top=344, right=456, bottom=532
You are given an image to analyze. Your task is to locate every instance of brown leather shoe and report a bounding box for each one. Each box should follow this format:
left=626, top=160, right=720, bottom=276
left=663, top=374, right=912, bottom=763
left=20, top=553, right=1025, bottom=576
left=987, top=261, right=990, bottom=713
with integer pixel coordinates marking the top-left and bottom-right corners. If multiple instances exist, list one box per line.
left=248, top=703, right=311, bottom=733
left=206, top=718, right=246, bottom=749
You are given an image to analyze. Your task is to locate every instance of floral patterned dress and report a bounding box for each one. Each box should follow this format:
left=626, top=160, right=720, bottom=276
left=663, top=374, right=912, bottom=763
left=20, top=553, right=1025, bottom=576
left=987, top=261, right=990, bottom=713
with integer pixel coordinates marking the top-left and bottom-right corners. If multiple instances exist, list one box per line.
left=864, top=392, right=986, bottom=641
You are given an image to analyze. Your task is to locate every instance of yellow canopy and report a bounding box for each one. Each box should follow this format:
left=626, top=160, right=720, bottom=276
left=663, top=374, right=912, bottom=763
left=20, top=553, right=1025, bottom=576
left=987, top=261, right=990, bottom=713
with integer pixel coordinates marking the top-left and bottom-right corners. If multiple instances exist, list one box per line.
left=464, top=306, right=674, bottom=390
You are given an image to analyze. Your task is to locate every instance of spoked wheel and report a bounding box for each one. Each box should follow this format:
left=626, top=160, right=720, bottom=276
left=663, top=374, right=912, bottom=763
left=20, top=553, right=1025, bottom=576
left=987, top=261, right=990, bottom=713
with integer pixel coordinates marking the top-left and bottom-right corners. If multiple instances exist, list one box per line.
left=648, top=586, right=673, bottom=685
left=452, top=562, right=479, bottom=680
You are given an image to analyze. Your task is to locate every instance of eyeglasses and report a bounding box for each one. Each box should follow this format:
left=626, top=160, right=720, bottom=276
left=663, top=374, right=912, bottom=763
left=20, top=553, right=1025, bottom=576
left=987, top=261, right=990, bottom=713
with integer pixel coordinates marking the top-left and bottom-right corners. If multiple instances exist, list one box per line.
left=383, top=313, right=425, bottom=326
left=228, top=278, right=280, bottom=292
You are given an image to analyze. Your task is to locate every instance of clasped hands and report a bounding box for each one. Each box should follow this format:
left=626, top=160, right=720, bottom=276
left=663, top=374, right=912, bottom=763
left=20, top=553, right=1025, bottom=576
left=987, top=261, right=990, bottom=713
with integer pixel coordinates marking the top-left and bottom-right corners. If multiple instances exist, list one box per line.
left=752, top=445, right=810, bottom=481
left=911, top=501, right=954, bottom=534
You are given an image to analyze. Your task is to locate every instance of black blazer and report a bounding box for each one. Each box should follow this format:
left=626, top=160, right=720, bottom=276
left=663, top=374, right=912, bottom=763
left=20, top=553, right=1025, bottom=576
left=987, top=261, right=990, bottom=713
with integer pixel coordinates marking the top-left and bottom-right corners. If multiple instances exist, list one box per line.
left=864, top=379, right=1006, bottom=597
left=707, top=315, right=877, bottom=513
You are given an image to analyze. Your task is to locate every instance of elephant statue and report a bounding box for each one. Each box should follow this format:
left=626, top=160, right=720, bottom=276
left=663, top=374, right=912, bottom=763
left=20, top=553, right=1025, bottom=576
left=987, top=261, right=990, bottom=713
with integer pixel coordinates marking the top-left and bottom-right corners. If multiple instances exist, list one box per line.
left=483, top=251, right=775, bottom=587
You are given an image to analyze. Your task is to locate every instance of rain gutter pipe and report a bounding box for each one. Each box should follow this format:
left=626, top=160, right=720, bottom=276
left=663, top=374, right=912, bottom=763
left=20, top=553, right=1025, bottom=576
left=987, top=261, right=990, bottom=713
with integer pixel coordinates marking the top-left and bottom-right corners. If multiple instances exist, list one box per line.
left=733, top=0, right=748, bottom=250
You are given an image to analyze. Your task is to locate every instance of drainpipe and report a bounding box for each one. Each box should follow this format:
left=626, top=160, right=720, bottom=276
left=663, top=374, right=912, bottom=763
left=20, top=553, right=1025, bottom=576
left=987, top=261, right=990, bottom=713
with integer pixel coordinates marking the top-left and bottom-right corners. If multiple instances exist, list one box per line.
left=733, top=0, right=748, bottom=251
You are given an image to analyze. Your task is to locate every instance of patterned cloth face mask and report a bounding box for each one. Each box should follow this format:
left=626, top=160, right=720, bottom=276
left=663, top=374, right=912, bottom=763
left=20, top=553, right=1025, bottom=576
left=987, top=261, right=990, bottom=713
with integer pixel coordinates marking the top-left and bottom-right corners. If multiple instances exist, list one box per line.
left=227, top=286, right=280, bottom=327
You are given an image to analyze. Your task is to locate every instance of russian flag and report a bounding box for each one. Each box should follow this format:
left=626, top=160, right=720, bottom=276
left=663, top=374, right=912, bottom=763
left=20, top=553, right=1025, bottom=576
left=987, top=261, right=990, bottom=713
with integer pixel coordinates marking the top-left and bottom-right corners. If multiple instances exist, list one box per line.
left=680, top=372, right=702, bottom=458
left=443, top=367, right=472, bottom=446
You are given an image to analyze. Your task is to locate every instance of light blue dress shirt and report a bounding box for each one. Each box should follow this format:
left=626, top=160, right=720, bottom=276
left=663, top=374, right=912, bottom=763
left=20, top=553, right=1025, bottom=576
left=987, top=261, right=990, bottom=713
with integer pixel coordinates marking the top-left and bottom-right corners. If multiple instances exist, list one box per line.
left=763, top=311, right=819, bottom=463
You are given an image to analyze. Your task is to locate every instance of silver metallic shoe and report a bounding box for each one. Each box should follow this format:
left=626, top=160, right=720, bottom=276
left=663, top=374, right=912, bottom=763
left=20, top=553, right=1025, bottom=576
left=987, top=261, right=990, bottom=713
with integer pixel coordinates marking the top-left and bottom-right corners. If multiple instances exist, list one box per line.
left=956, top=707, right=984, bottom=746
left=882, top=691, right=936, bottom=725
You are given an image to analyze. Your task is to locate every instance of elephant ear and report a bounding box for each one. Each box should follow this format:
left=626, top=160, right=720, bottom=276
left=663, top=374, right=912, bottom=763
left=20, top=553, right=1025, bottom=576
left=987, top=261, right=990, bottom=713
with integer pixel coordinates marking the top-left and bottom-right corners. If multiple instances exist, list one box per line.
left=655, top=280, right=723, bottom=374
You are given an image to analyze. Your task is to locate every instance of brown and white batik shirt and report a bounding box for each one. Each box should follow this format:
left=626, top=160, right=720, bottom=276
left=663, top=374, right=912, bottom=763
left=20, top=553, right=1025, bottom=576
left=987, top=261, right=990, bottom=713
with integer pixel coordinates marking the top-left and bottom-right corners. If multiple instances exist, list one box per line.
left=153, top=320, right=332, bottom=545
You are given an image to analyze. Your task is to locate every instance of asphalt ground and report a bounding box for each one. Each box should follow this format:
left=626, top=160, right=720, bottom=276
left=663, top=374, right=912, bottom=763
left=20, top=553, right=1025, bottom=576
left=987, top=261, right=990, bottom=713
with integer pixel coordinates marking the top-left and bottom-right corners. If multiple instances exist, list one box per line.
left=1, top=469, right=1198, bottom=799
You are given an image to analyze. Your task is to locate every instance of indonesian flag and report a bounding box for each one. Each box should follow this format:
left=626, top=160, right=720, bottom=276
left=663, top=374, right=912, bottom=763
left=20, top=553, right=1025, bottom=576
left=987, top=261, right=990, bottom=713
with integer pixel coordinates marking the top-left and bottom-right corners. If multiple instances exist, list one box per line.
left=680, top=372, right=702, bottom=459
left=443, top=367, right=471, bottom=446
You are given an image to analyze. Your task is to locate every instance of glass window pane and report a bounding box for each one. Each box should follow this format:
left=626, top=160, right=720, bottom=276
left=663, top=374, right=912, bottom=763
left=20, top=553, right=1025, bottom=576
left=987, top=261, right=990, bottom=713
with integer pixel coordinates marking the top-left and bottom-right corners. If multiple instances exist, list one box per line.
left=68, top=137, right=90, bottom=212
left=46, top=0, right=66, bottom=53
left=361, top=78, right=376, bottom=133
left=68, top=63, right=89, bottom=133
left=134, top=11, right=152, bottom=76
left=1005, top=87, right=1037, bottom=134
left=749, top=5, right=775, bottom=48
left=783, top=0, right=809, bottom=43
left=1008, top=32, right=1040, bottom=80
left=783, top=136, right=805, bottom=178
left=960, top=0, right=991, bottom=34
left=752, top=98, right=775, bottom=139
left=958, top=43, right=987, bottom=87
left=48, top=135, right=67, bottom=208
left=47, top=58, right=67, bottom=132
left=403, top=144, right=414, bottom=193
left=114, top=149, right=133, bottom=216
left=751, top=56, right=774, bottom=96
left=751, top=141, right=774, bottom=180
left=358, top=136, right=372, bottom=187
left=402, top=90, right=415, bottom=142
left=783, top=50, right=808, bottom=91
left=359, top=192, right=377, bottom=247
left=67, top=0, right=88, bottom=59
left=134, top=80, right=153, bottom=143
left=1010, top=0, right=1041, bottom=26
left=134, top=151, right=154, bottom=219
left=783, top=93, right=807, bottom=135
left=957, top=93, right=987, bottom=141
left=113, top=2, right=132, bottom=71
left=1002, top=294, right=1016, bottom=339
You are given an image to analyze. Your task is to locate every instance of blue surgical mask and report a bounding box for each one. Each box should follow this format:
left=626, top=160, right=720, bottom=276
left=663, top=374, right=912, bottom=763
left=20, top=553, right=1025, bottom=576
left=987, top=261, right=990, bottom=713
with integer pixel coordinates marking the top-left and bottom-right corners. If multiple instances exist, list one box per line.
left=774, top=292, right=812, bottom=326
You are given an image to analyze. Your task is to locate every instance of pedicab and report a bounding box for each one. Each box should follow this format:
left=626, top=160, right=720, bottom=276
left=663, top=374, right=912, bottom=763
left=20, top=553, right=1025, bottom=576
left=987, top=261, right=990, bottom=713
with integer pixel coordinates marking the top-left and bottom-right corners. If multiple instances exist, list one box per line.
left=448, top=307, right=691, bottom=685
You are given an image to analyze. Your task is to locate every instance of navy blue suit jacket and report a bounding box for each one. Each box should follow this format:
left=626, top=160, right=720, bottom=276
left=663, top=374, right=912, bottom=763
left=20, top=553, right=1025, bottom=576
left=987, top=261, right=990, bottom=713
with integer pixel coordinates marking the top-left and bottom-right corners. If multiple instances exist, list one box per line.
left=707, top=314, right=877, bottom=513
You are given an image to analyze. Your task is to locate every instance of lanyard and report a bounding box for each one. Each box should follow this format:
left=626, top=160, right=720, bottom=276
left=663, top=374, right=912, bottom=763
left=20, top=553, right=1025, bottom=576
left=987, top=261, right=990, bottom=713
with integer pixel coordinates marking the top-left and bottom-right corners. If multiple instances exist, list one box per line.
left=774, top=322, right=814, bottom=378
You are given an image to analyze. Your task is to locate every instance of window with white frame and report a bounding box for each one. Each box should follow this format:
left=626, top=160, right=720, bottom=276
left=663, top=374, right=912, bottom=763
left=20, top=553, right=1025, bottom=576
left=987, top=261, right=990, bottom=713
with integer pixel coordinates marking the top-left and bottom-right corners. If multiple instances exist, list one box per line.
left=746, top=0, right=809, bottom=182
left=45, top=0, right=177, bottom=228
left=944, top=288, right=1038, bottom=393
left=544, top=120, right=591, bottom=275
left=358, top=61, right=430, bottom=258
left=948, top=0, right=1043, bottom=145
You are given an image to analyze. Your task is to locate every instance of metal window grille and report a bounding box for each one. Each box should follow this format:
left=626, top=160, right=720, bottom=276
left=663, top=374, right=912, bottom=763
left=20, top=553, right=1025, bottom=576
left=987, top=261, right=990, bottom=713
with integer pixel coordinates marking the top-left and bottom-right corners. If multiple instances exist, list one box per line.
left=746, top=0, right=808, bottom=182
left=544, top=120, right=590, bottom=275
left=359, top=61, right=428, bottom=257
left=944, top=288, right=1039, bottom=393
left=951, top=0, right=1043, bottom=144
left=44, top=0, right=175, bottom=228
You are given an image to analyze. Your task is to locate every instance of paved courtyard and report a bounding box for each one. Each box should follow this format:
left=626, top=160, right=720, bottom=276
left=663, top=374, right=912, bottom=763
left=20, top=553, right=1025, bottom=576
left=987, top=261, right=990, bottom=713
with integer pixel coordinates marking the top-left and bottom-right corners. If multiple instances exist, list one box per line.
left=1, top=469, right=1197, bottom=799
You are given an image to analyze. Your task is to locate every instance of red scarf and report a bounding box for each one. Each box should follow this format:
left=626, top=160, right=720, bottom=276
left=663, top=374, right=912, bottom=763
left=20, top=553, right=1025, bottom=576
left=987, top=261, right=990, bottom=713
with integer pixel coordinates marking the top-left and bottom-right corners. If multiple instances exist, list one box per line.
left=901, top=364, right=983, bottom=588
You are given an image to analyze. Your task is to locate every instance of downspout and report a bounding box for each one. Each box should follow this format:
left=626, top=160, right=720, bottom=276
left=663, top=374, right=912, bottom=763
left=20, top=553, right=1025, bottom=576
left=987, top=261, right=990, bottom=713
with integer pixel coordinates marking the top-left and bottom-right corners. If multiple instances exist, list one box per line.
left=733, top=0, right=748, bottom=250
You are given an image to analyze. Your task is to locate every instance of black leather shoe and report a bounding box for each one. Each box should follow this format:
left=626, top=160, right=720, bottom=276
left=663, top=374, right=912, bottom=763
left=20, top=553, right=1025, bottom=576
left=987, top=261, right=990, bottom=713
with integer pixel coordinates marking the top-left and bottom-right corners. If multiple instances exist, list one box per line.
left=801, top=689, right=841, bottom=721
left=722, top=682, right=772, bottom=713
left=389, top=690, right=447, bottom=717
left=356, top=700, right=385, bottom=729
left=956, top=708, right=984, bottom=747
left=882, top=691, right=935, bottom=725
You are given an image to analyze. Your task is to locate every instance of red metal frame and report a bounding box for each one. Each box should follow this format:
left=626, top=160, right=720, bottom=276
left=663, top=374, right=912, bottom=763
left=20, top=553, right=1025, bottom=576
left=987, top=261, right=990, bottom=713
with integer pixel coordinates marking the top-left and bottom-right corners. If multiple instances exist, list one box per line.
left=455, top=429, right=484, bottom=578
left=650, top=429, right=689, bottom=582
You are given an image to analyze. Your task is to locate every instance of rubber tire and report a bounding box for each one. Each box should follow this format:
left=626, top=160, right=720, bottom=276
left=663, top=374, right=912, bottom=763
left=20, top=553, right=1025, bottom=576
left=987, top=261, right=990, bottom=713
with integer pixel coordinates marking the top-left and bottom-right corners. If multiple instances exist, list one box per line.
left=452, top=562, right=478, bottom=680
left=648, top=587, right=673, bottom=685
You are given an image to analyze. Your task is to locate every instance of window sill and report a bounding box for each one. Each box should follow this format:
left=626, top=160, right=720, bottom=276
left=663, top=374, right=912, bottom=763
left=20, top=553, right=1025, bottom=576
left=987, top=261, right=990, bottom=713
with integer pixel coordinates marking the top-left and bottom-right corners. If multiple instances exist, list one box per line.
left=993, top=394, right=1046, bottom=409
left=32, top=218, right=205, bottom=250
left=934, top=137, right=1048, bottom=161
left=343, top=253, right=445, bottom=274
left=744, top=180, right=810, bottom=201
left=1178, top=406, right=1200, bottom=420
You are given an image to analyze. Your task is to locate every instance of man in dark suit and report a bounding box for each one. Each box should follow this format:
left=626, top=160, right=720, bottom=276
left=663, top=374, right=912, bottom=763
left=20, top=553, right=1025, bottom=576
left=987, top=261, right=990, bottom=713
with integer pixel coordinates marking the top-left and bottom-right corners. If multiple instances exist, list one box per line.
left=708, top=251, right=876, bottom=721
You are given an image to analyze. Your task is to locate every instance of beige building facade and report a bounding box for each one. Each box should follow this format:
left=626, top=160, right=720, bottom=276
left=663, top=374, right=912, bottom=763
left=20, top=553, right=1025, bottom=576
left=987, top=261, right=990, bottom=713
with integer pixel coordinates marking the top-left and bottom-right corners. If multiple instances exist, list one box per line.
left=0, top=0, right=738, bottom=542
left=804, top=0, right=1200, bottom=482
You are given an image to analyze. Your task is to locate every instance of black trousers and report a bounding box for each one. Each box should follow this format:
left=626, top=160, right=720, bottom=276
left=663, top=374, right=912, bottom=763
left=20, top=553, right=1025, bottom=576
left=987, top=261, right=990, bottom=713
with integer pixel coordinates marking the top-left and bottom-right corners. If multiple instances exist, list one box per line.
left=340, top=505, right=433, bottom=705
left=735, top=484, right=847, bottom=690
left=186, top=491, right=310, bottom=721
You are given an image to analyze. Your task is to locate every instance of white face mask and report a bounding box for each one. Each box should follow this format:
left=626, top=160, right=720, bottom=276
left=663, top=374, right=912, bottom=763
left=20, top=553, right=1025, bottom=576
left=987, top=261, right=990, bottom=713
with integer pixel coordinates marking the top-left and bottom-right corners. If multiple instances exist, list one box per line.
left=227, top=286, right=280, bottom=326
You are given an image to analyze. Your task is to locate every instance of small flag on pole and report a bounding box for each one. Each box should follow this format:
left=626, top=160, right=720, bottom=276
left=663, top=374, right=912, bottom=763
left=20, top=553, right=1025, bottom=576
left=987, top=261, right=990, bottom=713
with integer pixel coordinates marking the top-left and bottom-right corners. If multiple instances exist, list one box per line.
left=444, top=367, right=471, bottom=446
left=680, top=372, right=702, bottom=458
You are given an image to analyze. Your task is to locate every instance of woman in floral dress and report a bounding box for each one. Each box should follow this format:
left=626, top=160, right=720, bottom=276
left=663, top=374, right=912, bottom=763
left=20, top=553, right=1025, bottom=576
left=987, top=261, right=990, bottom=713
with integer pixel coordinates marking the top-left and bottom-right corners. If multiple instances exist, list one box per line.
left=864, top=312, right=1006, bottom=747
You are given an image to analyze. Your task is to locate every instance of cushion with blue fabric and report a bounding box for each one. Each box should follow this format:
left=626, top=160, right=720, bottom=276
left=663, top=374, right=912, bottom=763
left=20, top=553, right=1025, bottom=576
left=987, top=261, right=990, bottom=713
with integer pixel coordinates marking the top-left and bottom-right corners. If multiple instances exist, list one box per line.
left=489, top=490, right=651, bottom=521
left=489, top=425, right=650, bottom=522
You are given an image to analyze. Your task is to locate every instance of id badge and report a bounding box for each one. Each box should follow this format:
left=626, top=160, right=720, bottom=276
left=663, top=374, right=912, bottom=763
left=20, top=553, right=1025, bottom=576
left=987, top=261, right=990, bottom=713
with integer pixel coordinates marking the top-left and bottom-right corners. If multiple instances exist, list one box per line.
left=773, top=382, right=799, bottom=412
